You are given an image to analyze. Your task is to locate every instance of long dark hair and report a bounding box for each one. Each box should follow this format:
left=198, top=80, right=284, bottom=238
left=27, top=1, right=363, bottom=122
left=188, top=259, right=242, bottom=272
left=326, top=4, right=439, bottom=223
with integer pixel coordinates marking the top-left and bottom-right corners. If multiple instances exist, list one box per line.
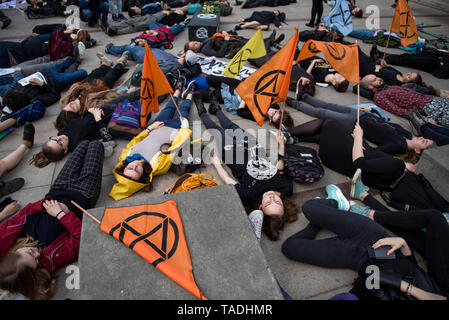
left=29, top=142, right=66, bottom=168
left=115, top=160, right=154, bottom=192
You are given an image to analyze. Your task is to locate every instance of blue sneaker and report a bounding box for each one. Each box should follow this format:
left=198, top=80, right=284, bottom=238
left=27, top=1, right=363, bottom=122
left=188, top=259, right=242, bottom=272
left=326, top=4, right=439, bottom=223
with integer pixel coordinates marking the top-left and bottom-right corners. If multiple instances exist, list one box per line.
left=326, top=184, right=350, bottom=211
left=350, top=168, right=369, bottom=200
left=443, top=213, right=449, bottom=224
left=349, top=201, right=371, bottom=217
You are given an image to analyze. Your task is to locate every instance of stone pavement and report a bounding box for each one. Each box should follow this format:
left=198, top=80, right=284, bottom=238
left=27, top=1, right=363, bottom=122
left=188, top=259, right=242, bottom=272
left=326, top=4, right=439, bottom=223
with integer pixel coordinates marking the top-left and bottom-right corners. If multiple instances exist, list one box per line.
left=0, top=0, right=448, bottom=300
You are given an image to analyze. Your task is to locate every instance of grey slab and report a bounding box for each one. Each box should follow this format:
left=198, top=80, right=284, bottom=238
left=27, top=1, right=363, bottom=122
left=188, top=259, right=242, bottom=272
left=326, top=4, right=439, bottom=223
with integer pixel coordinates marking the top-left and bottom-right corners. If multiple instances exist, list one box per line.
left=73, top=185, right=283, bottom=300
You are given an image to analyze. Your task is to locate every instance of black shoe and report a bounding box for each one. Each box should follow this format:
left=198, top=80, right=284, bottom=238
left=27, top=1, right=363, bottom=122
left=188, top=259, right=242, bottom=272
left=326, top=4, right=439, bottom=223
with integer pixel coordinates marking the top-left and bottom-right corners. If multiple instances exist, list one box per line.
left=182, top=80, right=197, bottom=99
left=101, top=21, right=109, bottom=33
left=305, top=22, right=315, bottom=28
left=208, top=102, right=222, bottom=115
left=234, top=24, right=243, bottom=31
left=208, top=89, right=220, bottom=105
left=408, top=108, right=425, bottom=136
left=0, top=178, right=25, bottom=197
left=85, top=38, right=97, bottom=48
left=235, top=0, right=243, bottom=5
left=295, top=80, right=306, bottom=101
left=1, top=18, right=11, bottom=29
left=227, top=30, right=238, bottom=36
left=193, top=93, right=206, bottom=116
left=22, top=123, right=35, bottom=148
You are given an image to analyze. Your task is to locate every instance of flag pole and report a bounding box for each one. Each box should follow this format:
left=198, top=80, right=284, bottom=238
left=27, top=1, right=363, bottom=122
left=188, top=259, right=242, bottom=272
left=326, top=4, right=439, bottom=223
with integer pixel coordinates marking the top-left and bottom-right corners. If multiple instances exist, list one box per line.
left=169, top=93, right=184, bottom=120
left=381, top=33, right=392, bottom=62
left=71, top=200, right=101, bottom=224
left=356, top=40, right=360, bottom=123
left=279, top=101, right=286, bottom=131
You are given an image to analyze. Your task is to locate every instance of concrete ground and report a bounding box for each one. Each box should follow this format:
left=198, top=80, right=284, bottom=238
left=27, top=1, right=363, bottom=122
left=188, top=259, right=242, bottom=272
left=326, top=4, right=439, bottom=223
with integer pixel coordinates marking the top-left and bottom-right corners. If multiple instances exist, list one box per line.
left=1, top=0, right=449, bottom=300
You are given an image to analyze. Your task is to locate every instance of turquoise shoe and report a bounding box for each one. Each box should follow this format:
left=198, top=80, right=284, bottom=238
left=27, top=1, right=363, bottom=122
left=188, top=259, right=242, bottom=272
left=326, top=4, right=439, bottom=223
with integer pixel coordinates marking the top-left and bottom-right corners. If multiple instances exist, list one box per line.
left=326, top=184, right=350, bottom=211
left=349, top=201, right=371, bottom=217
left=351, top=168, right=369, bottom=200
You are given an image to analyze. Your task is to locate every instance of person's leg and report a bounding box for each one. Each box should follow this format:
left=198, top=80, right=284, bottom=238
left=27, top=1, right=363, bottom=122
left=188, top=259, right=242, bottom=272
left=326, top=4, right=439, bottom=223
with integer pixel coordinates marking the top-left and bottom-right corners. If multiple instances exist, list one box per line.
left=48, top=69, right=88, bottom=88
left=348, top=29, right=375, bottom=40
left=242, top=21, right=264, bottom=30
left=353, top=155, right=405, bottom=189
left=148, top=21, right=165, bottom=30
left=283, top=198, right=389, bottom=271
left=109, top=0, right=118, bottom=16
left=37, top=34, right=52, bottom=42
left=163, top=98, right=191, bottom=129
left=287, top=118, right=323, bottom=142
left=82, top=8, right=95, bottom=24
left=19, top=59, right=62, bottom=76
left=105, top=44, right=127, bottom=56
left=290, top=98, right=356, bottom=126
left=316, top=0, right=324, bottom=24
left=0, top=145, right=28, bottom=178
left=154, top=95, right=180, bottom=123
left=168, top=23, right=185, bottom=37
left=308, top=0, right=318, bottom=25
left=97, top=64, right=126, bottom=88
left=206, top=75, right=241, bottom=92
left=99, top=1, right=110, bottom=25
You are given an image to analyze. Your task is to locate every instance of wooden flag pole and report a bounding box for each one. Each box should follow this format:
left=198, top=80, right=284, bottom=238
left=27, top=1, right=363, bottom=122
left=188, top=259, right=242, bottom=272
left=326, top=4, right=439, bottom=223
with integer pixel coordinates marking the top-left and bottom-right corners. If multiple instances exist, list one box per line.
left=357, top=82, right=360, bottom=123
left=279, top=101, right=286, bottom=131
left=71, top=200, right=101, bottom=224
left=381, top=32, right=392, bottom=62
left=169, top=93, right=184, bottom=120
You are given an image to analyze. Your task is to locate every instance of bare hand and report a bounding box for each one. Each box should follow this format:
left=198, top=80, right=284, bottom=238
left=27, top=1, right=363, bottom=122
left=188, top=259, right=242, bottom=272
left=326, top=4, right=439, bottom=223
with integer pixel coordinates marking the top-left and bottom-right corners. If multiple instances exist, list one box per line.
left=210, top=152, right=221, bottom=166
left=276, top=130, right=285, bottom=146
left=352, top=122, right=363, bottom=139
left=147, top=121, right=164, bottom=131
left=372, top=237, right=407, bottom=256
left=405, top=162, right=416, bottom=173
left=278, top=25, right=283, bottom=30
left=0, top=201, right=20, bottom=220
left=88, top=107, right=104, bottom=121
left=29, top=78, right=44, bottom=87
left=43, top=200, right=65, bottom=218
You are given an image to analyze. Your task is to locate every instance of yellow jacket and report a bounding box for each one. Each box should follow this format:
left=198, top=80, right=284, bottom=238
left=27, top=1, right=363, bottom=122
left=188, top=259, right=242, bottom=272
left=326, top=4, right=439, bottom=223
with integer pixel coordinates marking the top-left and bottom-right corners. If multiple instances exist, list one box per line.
left=109, top=127, right=192, bottom=201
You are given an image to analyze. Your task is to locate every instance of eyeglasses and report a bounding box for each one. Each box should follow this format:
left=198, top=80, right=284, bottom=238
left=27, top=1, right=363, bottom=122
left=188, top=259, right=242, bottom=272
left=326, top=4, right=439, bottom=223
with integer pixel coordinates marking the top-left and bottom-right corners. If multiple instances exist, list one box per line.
left=49, top=136, right=64, bottom=147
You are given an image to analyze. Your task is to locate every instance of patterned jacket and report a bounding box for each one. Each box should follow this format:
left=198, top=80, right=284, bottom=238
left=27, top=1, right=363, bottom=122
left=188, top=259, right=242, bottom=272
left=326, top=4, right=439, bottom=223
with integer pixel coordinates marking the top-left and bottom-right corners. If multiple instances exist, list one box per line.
left=373, top=85, right=433, bottom=119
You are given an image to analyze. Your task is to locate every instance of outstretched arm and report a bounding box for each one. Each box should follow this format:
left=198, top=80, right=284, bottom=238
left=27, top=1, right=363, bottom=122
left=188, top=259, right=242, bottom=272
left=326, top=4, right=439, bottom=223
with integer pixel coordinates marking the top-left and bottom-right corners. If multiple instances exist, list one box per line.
left=210, top=153, right=237, bottom=185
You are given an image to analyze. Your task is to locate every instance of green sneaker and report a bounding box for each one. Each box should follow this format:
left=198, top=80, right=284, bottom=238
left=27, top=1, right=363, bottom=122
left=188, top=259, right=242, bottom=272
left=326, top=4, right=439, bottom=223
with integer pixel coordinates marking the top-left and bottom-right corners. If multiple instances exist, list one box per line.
left=326, top=184, right=350, bottom=211
left=349, top=201, right=371, bottom=217
left=350, top=168, right=369, bottom=200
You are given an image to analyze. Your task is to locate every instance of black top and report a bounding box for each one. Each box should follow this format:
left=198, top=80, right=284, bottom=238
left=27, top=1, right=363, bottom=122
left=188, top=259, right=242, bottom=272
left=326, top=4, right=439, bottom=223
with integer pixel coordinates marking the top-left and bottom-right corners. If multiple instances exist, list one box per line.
left=235, top=171, right=293, bottom=206
left=311, top=66, right=336, bottom=83
left=376, top=66, right=402, bottom=86
left=245, top=11, right=282, bottom=27
left=58, top=110, right=112, bottom=152
left=19, top=212, right=66, bottom=248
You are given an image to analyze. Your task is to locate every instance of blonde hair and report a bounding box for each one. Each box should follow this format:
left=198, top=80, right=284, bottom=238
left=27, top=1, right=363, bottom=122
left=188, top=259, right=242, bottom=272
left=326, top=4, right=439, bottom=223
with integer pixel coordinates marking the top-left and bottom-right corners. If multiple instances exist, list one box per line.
left=0, top=236, right=56, bottom=300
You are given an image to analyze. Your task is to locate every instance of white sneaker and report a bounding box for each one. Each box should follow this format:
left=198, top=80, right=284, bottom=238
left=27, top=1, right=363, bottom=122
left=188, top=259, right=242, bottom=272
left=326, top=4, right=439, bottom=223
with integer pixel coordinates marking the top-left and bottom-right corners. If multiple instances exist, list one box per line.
left=248, top=209, right=263, bottom=241
left=96, top=52, right=113, bottom=66
left=77, top=42, right=85, bottom=59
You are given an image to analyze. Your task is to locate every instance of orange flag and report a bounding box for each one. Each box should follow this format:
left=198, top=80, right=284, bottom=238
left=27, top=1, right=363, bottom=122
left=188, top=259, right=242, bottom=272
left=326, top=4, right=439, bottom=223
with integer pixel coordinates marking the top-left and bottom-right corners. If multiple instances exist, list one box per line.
left=140, top=42, right=173, bottom=128
left=390, top=0, right=418, bottom=48
left=236, top=27, right=299, bottom=127
left=296, top=40, right=359, bottom=83
left=100, top=201, right=207, bottom=300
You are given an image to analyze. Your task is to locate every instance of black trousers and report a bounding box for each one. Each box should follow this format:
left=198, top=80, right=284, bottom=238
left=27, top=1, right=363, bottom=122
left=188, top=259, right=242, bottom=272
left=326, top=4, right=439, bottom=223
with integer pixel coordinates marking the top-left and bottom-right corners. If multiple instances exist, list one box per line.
left=86, top=64, right=126, bottom=88
left=365, top=195, right=449, bottom=294
left=50, top=140, right=104, bottom=207
left=282, top=198, right=390, bottom=272
left=309, top=0, right=324, bottom=25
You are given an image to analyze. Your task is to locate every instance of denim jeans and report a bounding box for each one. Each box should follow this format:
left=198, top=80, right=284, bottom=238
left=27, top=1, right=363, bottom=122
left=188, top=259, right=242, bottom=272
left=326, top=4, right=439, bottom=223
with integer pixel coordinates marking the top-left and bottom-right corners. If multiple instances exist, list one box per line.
left=82, top=2, right=109, bottom=24
left=348, top=29, right=375, bottom=40
left=109, top=0, right=122, bottom=15
left=148, top=21, right=185, bottom=37
left=153, top=96, right=191, bottom=129
left=105, top=44, right=145, bottom=63
left=40, top=58, right=88, bottom=88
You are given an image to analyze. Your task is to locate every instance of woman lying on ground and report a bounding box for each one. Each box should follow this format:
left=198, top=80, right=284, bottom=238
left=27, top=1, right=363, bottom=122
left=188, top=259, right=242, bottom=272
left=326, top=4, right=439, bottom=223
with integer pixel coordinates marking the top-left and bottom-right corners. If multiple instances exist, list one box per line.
left=0, top=140, right=105, bottom=300
left=193, top=96, right=298, bottom=240
left=55, top=52, right=129, bottom=129
left=281, top=187, right=448, bottom=300
left=109, top=78, right=196, bottom=200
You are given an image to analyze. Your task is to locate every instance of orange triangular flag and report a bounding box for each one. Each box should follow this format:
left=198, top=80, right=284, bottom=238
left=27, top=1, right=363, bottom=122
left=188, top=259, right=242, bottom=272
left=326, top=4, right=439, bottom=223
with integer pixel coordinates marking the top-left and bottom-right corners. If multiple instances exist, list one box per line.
left=236, top=27, right=299, bottom=127
left=297, top=40, right=359, bottom=83
left=390, top=0, right=418, bottom=48
left=100, top=201, right=207, bottom=300
left=140, top=42, right=173, bottom=128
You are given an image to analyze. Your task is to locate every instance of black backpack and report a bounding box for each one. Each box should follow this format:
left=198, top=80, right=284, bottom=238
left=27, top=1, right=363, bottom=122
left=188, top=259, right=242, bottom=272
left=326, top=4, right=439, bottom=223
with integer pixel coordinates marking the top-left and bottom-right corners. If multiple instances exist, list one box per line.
left=283, top=144, right=324, bottom=184
left=381, top=172, right=448, bottom=212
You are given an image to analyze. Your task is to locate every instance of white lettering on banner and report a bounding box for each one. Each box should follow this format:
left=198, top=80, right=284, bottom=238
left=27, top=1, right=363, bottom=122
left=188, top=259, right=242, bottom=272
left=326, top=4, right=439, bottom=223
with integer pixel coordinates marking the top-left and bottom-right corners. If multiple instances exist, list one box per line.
left=195, top=57, right=256, bottom=80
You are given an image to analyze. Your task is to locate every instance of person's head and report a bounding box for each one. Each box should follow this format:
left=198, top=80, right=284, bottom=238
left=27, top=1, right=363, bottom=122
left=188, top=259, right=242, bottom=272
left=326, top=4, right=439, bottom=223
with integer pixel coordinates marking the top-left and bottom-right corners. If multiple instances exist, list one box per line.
left=128, top=6, right=141, bottom=17
left=63, top=98, right=82, bottom=113
left=115, top=159, right=153, bottom=185
left=71, top=29, right=91, bottom=44
left=315, top=22, right=328, bottom=32
left=361, top=74, right=384, bottom=92
left=29, top=136, right=69, bottom=168
left=258, top=194, right=298, bottom=241
left=184, top=41, right=202, bottom=53
left=2, top=89, right=31, bottom=112
left=352, top=7, right=363, bottom=18
left=299, top=76, right=316, bottom=96
left=55, top=110, right=80, bottom=130
left=327, top=73, right=349, bottom=92
left=274, top=10, right=280, bottom=16
left=402, top=72, right=422, bottom=85
left=145, top=29, right=158, bottom=36
left=267, top=105, right=294, bottom=128
left=407, top=136, right=436, bottom=154
left=0, top=236, right=56, bottom=300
